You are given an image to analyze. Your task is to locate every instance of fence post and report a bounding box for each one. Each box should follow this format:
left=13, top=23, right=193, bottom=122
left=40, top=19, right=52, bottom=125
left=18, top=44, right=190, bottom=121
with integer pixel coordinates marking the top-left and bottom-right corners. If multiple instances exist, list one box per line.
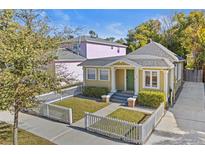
left=85, top=112, right=89, bottom=130
left=138, top=124, right=143, bottom=144
left=68, top=108, right=72, bottom=125
left=46, top=104, right=49, bottom=117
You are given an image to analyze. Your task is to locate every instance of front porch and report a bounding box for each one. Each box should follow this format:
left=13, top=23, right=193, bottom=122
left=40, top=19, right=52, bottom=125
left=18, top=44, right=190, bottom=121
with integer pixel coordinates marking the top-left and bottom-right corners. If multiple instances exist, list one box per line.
left=110, top=67, right=139, bottom=96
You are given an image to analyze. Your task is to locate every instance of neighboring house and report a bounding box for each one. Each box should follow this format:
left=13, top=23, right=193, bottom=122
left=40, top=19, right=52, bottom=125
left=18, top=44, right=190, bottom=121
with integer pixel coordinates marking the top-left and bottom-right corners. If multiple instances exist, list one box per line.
left=52, top=48, right=86, bottom=83
left=53, top=36, right=127, bottom=83
left=61, top=36, right=127, bottom=59
left=79, top=41, right=184, bottom=103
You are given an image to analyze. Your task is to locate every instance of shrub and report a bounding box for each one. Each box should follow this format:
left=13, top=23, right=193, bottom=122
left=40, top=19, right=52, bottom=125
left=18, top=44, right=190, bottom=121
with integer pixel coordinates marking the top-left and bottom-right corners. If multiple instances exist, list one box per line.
left=138, top=90, right=166, bottom=108
left=82, top=86, right=109, bottom=98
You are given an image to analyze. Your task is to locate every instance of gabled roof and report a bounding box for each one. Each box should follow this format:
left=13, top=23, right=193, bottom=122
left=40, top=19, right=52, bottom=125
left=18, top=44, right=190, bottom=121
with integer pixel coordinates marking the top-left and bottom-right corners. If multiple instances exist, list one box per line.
left=78, top=42, right=183, bottom=68
left=64, top=36, right=127, bottom=48
left=56, top=48, right=86, bottom=62
left=78, top=56, right=123, bottom=66
left=78, top=55, right=174, bottom=68
left=128, top=42, right=180, bottom=62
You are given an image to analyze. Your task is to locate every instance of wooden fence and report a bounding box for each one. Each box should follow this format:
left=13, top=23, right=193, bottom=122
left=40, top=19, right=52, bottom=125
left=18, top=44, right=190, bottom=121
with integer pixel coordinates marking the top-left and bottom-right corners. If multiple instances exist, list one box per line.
left=23, top=103, right=73, bottom=124
left=85, top=103, right=165, bottom=144
left=184, top=69, right=203, bottom=82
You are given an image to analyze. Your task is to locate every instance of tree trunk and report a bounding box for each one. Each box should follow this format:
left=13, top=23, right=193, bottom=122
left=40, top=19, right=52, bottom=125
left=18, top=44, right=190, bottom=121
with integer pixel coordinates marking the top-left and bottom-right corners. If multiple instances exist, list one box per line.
left=13, top=105, right=19, bottom=145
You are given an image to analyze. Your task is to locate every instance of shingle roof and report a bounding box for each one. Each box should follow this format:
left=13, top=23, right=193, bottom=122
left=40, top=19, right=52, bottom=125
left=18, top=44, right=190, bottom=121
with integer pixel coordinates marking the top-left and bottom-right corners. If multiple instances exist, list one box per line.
left=78, top=55, right=173, bottom=68
left=128, top=42, right=179, bottom=62
left=56, top=48, right=86, bottom=62
left=78, top=56, right=123, bottom=66
left=78, top=42, right=180, bottom=68
left=64, top=36, right=127, bottom=48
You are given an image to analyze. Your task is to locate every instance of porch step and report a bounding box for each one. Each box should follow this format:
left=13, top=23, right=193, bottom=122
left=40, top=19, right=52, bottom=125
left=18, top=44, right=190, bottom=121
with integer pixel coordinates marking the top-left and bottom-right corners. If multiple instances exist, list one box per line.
left=110, top=95, right=128, bottom=101
left=110, top=92, right=134, bottom=104
left=110, top=98, right=127, bottom=104
left=114, top=92, right=134, bottom=98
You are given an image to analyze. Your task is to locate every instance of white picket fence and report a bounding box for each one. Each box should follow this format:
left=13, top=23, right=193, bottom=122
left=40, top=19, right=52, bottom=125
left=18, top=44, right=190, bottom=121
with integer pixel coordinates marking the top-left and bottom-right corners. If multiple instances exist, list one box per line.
left=24, top=103, right=73, bottom=124
left=85, top=103, right=165, bottom=144
left=36, top=85, right=82, bottom=104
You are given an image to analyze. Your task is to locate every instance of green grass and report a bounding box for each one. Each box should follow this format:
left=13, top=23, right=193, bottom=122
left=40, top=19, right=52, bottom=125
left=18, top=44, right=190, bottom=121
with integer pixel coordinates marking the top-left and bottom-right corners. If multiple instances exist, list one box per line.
left=0, top=122, right=54, bottom=145
left=87, top=108, right=150, bottom=141
left=108, top=108, right=150, bottom=123
left=54, top=96, right=108, bottom=122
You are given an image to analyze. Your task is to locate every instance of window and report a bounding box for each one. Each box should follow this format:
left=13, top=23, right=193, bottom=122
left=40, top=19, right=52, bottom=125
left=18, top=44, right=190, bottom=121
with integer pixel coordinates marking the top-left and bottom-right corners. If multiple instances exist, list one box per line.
left=117, top=48, right=120, bottom=53
left=143, top=70, right=159, bottom=89
left=86, top=68, right=96, bottom=80
left=145, top=71, right=151, bottom=87
left=99, top=69, right=109, bottom=81
left=152, top=72, right=158, bottom=88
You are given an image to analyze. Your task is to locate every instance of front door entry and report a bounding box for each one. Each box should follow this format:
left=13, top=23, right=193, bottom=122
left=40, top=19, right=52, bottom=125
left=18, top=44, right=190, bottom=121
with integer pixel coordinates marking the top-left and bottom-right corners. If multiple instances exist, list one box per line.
left=126, top=70, right=134, bottom=91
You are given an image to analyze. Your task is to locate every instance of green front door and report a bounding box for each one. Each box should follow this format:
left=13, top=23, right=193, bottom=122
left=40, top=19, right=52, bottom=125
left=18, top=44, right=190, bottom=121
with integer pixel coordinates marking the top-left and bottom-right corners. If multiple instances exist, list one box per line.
left=126, top=70, right=134, bottom=91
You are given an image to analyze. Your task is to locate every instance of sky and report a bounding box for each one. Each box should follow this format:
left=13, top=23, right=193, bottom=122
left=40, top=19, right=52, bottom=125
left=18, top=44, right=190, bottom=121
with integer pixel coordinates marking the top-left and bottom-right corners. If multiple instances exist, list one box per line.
left=44, top=9, right=193, bottom=39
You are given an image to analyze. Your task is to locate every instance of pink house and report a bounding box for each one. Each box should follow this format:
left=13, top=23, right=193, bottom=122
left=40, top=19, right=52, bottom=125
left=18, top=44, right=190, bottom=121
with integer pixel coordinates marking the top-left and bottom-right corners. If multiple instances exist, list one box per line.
left=54, top=36, right=127, bottom=83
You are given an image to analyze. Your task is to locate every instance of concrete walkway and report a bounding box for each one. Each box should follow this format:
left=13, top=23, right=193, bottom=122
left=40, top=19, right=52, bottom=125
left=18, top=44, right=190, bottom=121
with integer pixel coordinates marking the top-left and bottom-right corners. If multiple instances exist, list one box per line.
left=146, top=82, right=205, bottom=144
left=0, top=102, right=126, bottom=145
left=72, top=102, right=121, bottom=127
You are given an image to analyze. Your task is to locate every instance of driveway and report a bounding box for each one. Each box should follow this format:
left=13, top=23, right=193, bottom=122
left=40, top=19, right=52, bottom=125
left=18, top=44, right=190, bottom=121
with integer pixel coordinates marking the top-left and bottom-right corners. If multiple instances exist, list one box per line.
left=147, top=82, right=205, bottom=144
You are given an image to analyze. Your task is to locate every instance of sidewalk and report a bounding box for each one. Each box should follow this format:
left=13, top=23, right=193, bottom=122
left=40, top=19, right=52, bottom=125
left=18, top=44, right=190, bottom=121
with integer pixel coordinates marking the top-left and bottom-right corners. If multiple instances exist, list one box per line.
left=0, top=103, right=126, bottom=145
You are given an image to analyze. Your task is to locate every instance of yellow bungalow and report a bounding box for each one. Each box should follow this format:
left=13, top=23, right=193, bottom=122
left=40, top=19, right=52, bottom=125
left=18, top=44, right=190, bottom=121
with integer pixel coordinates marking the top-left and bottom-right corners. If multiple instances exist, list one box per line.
left=79, top=42, right=184, bottom=104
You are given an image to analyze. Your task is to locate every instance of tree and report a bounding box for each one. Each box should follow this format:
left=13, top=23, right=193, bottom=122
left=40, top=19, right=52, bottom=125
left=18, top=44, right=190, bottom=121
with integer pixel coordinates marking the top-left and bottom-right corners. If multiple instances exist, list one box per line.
left=0, top=10, right=60, bottom=144
left=166, top=11, right=205, bottom=68
left=105, top=37, right=115, bottom=42
left=115, top=38, right=126, bottom=45
left=89, top=30, right=98, bottom=38
left=127, top=19, right=162, bottom=52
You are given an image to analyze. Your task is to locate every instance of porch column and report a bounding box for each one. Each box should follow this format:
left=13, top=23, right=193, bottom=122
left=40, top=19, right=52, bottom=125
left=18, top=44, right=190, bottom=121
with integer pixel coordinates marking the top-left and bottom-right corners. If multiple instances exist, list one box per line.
left=111, top=67, right=116, bottom=93
left=164, top=70, right=169, bottom=102
left=134, top=68, right=139, bottom=96
left=124, top=69, right=127, bottom=91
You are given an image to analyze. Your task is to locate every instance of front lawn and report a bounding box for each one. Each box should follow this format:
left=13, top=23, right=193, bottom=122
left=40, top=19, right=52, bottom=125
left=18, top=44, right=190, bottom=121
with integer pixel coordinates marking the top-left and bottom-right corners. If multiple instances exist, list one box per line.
left=0, top=122, right=54, bottom=145
left=54, top=96, right=108, bottom=122
left=108, top=108, right=150, bottom=123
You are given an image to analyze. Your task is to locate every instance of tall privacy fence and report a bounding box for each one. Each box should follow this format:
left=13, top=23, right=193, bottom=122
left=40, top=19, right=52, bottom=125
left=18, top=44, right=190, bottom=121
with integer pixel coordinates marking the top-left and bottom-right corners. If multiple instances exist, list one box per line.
left=85, top=103, right=165, bottom=144
left=184, top=69, right=203, bottom=82
left=23, top=103, right=73, bottom=124
left=36, top=85, right=83, bottom=104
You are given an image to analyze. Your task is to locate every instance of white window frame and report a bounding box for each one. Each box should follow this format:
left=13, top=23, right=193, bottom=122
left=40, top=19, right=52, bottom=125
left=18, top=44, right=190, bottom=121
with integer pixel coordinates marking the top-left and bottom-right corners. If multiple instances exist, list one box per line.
left=86, top=68, right=97, bottom=80
left=98, top=69, right=110, bottom=81
left=143, top=70, right=160, bottom=89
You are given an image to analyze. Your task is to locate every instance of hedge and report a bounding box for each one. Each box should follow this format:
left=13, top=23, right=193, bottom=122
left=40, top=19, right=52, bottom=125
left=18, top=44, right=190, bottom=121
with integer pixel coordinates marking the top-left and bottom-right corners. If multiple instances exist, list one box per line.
left=138, top=90, right=166, bottom=108
left=82, top=86, right=109, bottom=98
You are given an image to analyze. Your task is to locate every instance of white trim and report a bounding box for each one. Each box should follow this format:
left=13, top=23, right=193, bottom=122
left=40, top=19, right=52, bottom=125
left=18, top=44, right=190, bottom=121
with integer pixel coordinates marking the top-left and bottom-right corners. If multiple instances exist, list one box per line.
left=177, top=63, right=182, bottom=80
left=143, top=70, right=160, bottom=90
left=141, top=66, right=171, bottom=69
left=86, top=68, right=97, bottom=80
left=124, top=68, right=127, bottom=91
left=111, top=67, right=116, bottom=92
left=98, top=68, right=110, bottom=81
left=164, top=70, right=169, bottom=101
left=134, top=68, right=139, bottom=95
left=104, top=58, right=140, bottom=67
